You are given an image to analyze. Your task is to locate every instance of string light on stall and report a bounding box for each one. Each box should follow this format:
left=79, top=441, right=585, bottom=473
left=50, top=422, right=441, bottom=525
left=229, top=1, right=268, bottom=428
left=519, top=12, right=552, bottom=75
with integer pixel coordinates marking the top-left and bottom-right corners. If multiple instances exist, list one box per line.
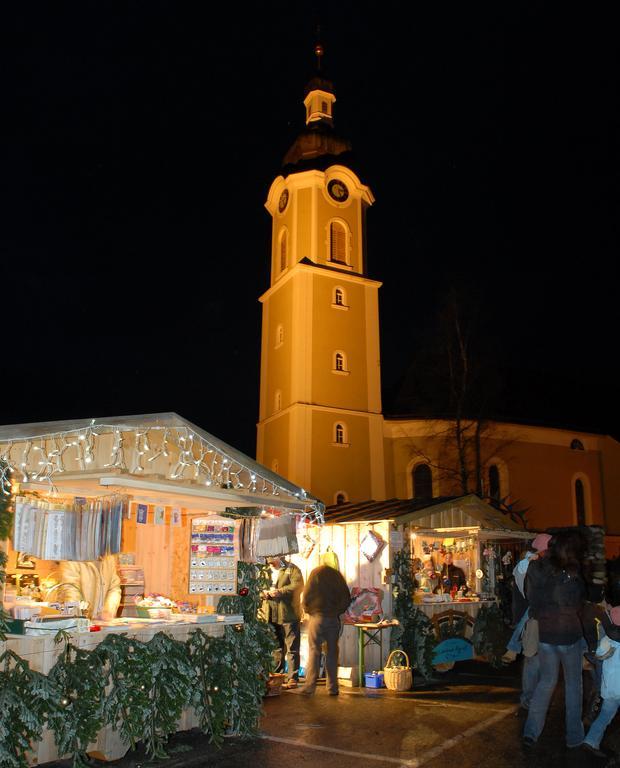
left=48, top=436, right=70, bottom=474
left=147, top=428, right=170, bottom=463
left=19, top=441, right=32, bottom=482
left=170, top=431, right=194, bottom=480
left=192, top=441, right=209, bottom=480
left=104, top=429, right=126, bottom=469
left=0, top=442, right=14, bottom=495
left=131, top=430, right=150, bottom=473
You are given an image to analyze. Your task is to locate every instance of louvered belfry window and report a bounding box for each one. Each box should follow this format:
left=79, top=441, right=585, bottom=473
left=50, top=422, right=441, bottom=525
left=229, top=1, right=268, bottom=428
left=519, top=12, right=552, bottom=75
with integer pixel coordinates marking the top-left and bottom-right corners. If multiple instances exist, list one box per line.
left=280, top=230, right=288, bottom=272
left=330, top=222, right=346, bottom=263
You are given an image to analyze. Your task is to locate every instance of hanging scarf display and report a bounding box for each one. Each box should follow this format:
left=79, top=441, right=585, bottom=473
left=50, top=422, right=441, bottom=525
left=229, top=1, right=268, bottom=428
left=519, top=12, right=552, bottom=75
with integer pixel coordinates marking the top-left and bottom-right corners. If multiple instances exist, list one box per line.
left=12, top=494, right=128, bottom=561
left=255, top=513, right=299, bottom=558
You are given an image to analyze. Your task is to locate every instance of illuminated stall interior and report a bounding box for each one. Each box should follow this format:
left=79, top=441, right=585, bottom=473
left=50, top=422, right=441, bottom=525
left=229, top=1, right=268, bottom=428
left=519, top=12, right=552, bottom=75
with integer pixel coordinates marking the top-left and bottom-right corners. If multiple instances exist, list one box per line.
left=0, top=413, right=323, bottom=620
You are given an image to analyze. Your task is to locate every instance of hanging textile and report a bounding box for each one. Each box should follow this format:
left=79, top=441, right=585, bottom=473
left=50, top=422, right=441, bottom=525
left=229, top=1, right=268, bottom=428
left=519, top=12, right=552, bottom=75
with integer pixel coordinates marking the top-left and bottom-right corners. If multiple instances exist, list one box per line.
left=255, top=513, right=299, bottom=558
left=12, top=494, right=128, bottom=561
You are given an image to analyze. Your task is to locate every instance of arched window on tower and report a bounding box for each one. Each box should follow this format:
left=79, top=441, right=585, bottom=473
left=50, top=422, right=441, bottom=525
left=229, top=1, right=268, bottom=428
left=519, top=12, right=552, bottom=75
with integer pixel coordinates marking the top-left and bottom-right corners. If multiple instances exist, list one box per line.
left=412, top=464, right=433, bottom=500
left=333, top=422, right=349, bottom=446
left=575, top=479, right=586, bottom=526
left=279, top=229, right=288, bottom=273
left=274, top=390, right=282, bottom=413
left=333, top=351, right=348, bottom=373
left=334, top=287, right=345, bottom=306
left=571, top=439, right=585, bottom=451
left=488, top=464, right=501, bottom=501
left=275, top=324, right=284, bottom=348
left=330, top=221, right=347, bottom=264
left=334, top=491, right=348, bottom=505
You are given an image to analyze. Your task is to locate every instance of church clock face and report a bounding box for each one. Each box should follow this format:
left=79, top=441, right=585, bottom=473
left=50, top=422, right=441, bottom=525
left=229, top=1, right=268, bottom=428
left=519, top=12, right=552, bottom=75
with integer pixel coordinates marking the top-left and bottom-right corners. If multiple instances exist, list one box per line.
left=278, top=189, right=289, bottom=213
left=328, top=179, right=349, bottom=202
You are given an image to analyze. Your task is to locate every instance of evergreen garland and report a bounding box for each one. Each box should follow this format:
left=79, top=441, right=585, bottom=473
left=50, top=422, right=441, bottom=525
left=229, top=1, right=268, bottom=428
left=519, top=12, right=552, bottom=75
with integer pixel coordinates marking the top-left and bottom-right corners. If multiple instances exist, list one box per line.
left=142, top=632, right=194, bottom=760
left=187, top=631, right=232, bottom=746
left=97, top=634, right=152, bottom=751
left=46, top=635, right=107, bottom=768
left=391, top=549, right=436, bottom=679
left=216, top=562, right=277, bottom=734
left=0, top=649, right=57, bottom=768
left=472, top=602, right=507, bottom=668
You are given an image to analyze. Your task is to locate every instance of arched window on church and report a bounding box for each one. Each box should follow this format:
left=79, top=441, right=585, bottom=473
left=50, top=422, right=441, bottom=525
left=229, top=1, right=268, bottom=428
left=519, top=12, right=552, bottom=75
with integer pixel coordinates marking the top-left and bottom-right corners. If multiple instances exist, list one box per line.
left=334, top=491, right=348, bottom=505
left=488, top=464, right=501, bottom=501
left=334, top=287, right=345, bottom=306
left=330, top=221, right=347, bottom=264
left=575, top=479, right=586, bottom=526
left=412, top=463, right=433, bottom=500
left=274, top=390, right=282, bottom=413
left=571, top=439, right=585, bottom=451
left=279, top=229, right=288, bottom=272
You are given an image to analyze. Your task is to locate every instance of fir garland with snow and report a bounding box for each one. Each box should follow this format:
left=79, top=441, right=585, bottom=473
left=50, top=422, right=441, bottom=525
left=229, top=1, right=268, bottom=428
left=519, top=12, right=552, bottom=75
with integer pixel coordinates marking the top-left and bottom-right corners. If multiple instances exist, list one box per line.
left=472, top=602, right=508, bottom=668
left=391, top=549, right=436, bottom=679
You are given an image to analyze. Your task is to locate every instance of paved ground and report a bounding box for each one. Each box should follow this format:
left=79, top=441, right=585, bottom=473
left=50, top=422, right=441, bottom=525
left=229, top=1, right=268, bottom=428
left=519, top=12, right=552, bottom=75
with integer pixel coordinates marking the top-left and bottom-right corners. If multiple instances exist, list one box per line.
left=46, top=660, right=620, bottom=768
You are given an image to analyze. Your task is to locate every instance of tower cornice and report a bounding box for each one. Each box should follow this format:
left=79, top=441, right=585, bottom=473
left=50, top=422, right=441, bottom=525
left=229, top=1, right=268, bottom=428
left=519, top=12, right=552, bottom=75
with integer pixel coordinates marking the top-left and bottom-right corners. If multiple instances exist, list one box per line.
left=259, top=261, right=382, bottom=304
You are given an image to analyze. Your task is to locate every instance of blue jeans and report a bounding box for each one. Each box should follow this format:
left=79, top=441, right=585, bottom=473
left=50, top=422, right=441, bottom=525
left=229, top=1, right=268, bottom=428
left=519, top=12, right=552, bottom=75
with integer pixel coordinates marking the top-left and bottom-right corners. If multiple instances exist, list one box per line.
left=584, top=697, right=620, bottom=749
left=523, top=640, right=584, bottom=747
left=521, top=653, right=540, bottom=709
left=508, top=610, right=529, bottom=653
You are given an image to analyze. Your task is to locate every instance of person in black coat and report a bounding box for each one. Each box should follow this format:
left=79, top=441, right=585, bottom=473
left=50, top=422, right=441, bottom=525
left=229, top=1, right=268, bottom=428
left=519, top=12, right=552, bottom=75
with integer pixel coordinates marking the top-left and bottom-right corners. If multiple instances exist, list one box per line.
left=522, top=530, right=587, bottom=749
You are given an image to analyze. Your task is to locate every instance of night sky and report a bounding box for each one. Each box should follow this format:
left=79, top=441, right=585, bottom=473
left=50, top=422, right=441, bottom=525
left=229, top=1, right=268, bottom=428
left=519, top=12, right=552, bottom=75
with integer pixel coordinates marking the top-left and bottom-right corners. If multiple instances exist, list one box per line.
left=2, top=3, right=618, bottom=456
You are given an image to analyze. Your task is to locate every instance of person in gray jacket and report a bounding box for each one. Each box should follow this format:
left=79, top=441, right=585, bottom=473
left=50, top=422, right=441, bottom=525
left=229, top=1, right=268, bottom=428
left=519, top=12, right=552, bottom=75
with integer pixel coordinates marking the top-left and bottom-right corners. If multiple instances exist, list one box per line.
left=299, top=563, right=351, bottom=695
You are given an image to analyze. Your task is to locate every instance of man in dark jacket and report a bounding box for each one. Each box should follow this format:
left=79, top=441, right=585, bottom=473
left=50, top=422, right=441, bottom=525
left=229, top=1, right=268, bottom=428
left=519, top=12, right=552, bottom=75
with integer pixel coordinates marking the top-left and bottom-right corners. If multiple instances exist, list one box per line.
left=299, top=563, right=351, bottom=695
left=260, top=557, right=304, bottom=688
left=439, top=552, right=467, bottom=592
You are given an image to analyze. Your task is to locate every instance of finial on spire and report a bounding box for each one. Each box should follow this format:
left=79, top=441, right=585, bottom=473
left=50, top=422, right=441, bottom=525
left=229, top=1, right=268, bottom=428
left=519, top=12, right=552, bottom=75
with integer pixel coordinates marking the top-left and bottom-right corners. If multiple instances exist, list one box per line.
left=315, top=42, right=324, bottom=71
left=314, top=25, right=324, bottom=71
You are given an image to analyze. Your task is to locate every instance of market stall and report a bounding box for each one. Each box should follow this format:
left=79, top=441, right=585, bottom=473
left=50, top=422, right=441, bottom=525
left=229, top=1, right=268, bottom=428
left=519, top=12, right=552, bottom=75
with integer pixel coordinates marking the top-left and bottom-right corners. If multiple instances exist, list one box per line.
left=310, top=494, right=532, bottom=678
left=0, top=413, right=323, bottom=766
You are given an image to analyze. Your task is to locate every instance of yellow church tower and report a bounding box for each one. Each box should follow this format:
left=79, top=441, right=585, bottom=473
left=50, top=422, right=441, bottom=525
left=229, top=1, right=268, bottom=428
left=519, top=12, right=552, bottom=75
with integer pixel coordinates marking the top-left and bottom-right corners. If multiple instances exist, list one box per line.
left=257, top=48, right=385, bottom=505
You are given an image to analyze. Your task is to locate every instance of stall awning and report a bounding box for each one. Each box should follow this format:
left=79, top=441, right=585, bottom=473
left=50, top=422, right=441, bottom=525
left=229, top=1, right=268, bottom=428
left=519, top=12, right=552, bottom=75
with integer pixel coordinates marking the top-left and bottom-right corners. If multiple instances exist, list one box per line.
left=0, top=412, right=324, bottom=523
left=326, top=494, right=530, bottom=535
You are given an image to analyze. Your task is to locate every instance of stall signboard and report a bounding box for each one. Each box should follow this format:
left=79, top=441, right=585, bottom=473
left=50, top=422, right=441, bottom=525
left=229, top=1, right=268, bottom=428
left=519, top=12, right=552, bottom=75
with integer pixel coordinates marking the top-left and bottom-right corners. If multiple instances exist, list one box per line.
left=189, top=516, right=238, bottom=596
left=432, top=637, right=474, bottom=666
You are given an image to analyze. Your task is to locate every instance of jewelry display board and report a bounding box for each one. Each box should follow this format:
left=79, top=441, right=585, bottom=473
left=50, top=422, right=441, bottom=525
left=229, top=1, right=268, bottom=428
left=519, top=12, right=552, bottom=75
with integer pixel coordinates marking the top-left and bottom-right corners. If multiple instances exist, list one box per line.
left=189, top=516, right=238, bottom=596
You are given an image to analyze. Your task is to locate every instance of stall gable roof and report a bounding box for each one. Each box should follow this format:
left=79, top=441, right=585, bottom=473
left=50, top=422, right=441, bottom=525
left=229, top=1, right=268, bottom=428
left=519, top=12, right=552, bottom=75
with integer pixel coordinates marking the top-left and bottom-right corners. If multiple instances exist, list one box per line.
left=0, top=412, right=324, bottom=515
left=326, top=494, right=526, bottom=532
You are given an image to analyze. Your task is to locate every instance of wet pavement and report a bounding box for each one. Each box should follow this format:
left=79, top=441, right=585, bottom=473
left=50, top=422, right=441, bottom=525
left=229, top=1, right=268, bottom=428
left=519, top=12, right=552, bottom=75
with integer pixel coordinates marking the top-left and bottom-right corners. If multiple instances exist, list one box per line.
left=44, top=659, right=620, bottom=768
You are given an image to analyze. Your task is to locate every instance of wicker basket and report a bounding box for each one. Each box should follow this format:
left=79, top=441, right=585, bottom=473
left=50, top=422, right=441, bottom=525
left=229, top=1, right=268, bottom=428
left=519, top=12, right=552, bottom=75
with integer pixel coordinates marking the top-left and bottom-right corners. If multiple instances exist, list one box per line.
left=383, top=650, right=413, bottom=691
left=265, top=673, right=287, bottom=697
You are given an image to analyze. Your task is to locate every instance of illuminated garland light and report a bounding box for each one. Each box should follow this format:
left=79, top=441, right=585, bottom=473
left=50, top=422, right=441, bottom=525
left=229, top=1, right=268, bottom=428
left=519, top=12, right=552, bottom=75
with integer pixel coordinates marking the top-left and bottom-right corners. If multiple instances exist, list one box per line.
left=0, top=423, right=325, bottom=523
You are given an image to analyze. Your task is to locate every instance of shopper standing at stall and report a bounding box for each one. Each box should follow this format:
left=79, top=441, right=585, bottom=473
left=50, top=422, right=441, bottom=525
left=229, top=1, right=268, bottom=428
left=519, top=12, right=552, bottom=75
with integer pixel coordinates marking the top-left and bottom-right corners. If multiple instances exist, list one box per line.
left=260, top=556, right=303, bottom=689
left=299, top=563, right=352, bottom=696
left=502, top=533, right=551, bottom=712
left=522, top=530, right=587, bottom=750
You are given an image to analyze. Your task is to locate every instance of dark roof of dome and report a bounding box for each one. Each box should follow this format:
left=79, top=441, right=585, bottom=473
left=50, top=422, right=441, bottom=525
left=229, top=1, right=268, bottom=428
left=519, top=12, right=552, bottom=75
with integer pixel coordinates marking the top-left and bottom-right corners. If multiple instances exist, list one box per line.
left=282, top=118, right=352, bottom=169
left=304, top=74, right=335, bottom=97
